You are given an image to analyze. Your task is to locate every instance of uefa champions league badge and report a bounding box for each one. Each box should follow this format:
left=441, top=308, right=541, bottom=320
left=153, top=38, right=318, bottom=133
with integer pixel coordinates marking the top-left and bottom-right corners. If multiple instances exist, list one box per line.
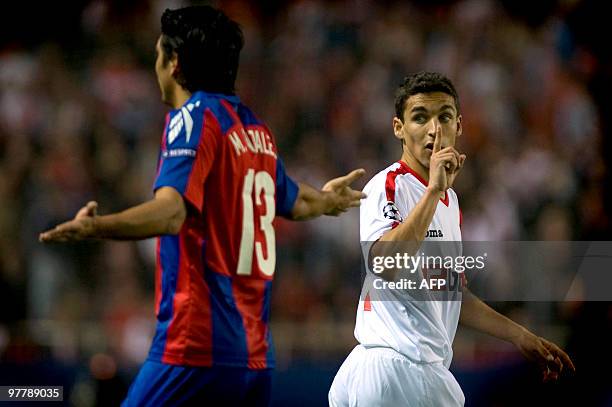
left=382, top=201, right=403, bottom=223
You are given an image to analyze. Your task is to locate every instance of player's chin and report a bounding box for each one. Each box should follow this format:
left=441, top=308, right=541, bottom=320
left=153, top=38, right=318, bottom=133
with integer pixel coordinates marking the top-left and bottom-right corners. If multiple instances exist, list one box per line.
left=421, top=155, right=432, bottom=168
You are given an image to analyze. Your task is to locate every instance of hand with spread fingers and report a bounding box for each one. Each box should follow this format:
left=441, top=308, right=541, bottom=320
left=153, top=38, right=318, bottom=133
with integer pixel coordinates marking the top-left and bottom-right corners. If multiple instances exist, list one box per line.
left=39, top=201, right=99, bottom=243
left=322, top=168, right=367, bottom=216
left=515, top=330, right=576, bottom=382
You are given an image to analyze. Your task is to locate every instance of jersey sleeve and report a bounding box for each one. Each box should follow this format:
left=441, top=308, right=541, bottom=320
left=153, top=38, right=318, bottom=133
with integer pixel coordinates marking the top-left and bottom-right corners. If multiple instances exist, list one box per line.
left=360, top=170, right=411, bottom=242
left=275, top=156, right=299, bottom=217
left=154, top=107, right=219, bottom=213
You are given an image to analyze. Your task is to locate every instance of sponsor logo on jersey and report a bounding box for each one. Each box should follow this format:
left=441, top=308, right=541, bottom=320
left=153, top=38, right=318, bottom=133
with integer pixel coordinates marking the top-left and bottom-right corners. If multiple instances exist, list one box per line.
left=425, top=229, right=444, bottom=238
left=168, top=100, right=201, bottom=145
left=383, top=201, right=403, bottom=222
left=162, top=148, right=197, bottom=158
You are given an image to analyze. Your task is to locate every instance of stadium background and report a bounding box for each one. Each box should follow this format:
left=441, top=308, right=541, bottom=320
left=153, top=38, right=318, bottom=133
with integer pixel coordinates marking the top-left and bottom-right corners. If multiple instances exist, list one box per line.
left=0, top=0, right=610, bottom=405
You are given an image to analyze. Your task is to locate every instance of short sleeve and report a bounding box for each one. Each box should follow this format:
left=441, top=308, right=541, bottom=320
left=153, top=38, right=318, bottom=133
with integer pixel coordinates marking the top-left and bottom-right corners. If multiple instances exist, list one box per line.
left=360, top=169, right=411, bottom=242
left=154, top=107, right=219, bottom=212
left=275, top=157, right=299, bottom=217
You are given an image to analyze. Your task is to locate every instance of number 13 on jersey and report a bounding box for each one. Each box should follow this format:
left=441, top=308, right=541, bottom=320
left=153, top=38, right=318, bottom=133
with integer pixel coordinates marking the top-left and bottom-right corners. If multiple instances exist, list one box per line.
left=236, top=168, right=276, bottom=277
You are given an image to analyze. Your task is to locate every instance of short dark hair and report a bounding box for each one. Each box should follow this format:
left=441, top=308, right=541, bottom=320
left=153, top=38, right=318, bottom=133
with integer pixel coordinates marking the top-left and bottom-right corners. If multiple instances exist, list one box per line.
left=394, top=72, right=459, bottom=120
left=160, top=6, right=244, bottom=94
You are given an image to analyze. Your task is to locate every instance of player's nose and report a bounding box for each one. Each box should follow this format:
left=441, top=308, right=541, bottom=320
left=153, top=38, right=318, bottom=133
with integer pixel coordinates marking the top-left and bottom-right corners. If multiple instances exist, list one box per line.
left=427, top=119, right=440, bottom=137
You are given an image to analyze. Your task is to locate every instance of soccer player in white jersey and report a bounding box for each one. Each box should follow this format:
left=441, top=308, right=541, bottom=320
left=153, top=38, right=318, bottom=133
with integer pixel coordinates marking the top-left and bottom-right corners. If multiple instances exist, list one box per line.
left=329, top=72, right=575, bottom=406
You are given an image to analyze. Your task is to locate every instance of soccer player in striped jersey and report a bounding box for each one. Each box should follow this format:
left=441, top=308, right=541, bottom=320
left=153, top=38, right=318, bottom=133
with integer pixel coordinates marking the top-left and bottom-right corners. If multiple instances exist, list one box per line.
left=329, top=72, right=575, bottom=406
left=40, top=6, right=365, bottom=406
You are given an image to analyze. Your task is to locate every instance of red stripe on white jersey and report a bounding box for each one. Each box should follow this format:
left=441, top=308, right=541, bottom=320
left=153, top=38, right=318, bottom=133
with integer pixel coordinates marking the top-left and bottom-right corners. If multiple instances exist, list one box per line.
left=363, top=292, right=372, bottom=311
left=396, top=161, right=449, bottom=206
left=385, top=163, right=409, bottom=202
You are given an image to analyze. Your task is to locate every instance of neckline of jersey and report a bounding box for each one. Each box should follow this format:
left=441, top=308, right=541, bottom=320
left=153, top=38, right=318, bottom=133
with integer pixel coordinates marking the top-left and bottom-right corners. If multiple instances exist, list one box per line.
left=397, top=160, right=449, bottom=206
left=177, top=91, right=241, bottom=112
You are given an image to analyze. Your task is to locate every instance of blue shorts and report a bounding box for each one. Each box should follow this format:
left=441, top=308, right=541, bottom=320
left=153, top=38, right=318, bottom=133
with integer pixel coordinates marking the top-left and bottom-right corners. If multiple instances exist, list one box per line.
left=122, top=360, right=272, bottom=406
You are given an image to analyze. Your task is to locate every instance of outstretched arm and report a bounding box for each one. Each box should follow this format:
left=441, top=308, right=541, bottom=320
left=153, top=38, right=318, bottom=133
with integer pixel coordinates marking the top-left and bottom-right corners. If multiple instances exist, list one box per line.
left=289, top=169, right=366, bottom=221
left=39, top=187, right=187, bottom=242
left=460, top=288, right=575, bottom=382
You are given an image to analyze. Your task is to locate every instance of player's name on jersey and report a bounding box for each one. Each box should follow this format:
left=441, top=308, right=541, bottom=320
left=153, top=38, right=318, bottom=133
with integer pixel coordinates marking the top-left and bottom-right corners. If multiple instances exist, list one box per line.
left=228, top=127, right=277, bottom=159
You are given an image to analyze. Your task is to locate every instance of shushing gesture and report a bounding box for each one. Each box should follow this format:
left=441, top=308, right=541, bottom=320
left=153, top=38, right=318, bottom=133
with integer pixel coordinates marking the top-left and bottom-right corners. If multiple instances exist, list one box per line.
left=428, top=127, right=466, bottom=193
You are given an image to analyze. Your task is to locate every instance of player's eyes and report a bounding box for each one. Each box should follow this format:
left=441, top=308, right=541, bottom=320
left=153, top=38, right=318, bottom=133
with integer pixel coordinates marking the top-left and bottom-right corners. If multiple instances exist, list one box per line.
left=439, top=114, right=452, bottom=123
left=412, top=115, right=427, bottom=124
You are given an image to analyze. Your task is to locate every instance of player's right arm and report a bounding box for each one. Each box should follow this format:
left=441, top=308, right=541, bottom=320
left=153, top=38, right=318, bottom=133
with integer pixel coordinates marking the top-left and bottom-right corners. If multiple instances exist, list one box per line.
left=39, top=187, right=186, bottom=242
left=40, top=105, right=213, bottom=243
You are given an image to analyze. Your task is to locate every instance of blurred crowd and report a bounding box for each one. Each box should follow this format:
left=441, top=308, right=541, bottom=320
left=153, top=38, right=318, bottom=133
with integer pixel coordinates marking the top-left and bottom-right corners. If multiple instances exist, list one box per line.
left=0, top=0, right=610, bottom=405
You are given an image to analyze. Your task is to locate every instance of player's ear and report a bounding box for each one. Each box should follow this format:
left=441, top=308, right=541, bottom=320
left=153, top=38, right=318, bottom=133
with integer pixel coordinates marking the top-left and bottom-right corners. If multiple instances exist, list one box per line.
left=170, top=53, right=180, bottom=77
left=456, top=114, right=462, bottom=138
left=393, top=117, right=404, bottom=140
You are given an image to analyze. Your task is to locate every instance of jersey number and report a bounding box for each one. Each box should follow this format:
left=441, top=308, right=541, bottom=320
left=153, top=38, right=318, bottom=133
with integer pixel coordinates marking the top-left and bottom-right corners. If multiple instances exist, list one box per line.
left=236, top=169, right=276, bottom=277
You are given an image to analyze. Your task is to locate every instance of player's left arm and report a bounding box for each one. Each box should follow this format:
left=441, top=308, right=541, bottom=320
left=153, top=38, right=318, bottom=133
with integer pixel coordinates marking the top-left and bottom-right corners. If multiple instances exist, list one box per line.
left=289, top=169, right=366, bottom=220
left=460, top=287, right=575, bottom=381
left=39, top=186, right=186, bottom=242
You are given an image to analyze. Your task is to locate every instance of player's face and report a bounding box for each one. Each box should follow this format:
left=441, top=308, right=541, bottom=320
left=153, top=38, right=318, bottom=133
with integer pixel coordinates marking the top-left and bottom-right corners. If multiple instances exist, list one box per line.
left=393, top=92, right=462, bottom=169
left=155, top=36, right=176, bottom=105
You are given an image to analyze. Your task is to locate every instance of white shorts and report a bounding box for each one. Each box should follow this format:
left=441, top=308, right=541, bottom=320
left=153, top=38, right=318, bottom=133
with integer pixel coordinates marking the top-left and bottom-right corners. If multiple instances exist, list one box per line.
left=329, top=345, right=465, bottom=407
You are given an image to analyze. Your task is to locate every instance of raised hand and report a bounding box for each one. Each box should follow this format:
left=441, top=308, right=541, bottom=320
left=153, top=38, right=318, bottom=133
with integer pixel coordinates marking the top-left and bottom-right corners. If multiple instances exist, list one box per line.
left=428, top=127, right=466, bottom=192
left=322, top=168, right=367, bottom=216
left=39, top=201, right=99, bottom=242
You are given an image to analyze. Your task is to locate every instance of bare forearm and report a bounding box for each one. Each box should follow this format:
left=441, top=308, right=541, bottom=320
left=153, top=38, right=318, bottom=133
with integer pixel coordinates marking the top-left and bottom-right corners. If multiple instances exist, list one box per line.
left=288, top=169, right=365, bottom=220
left=94, top=201, right=182, bottom=239
left=459, top=288, right=527, bottom=345
left=290, top=183, right=336, bottom=220
left=93, top=187, right=186, bottom=240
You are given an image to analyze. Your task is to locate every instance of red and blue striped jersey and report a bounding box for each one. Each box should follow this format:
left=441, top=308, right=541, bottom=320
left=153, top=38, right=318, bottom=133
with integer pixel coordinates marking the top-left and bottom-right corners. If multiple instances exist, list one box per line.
left=148, top=91, right=298, bottom=369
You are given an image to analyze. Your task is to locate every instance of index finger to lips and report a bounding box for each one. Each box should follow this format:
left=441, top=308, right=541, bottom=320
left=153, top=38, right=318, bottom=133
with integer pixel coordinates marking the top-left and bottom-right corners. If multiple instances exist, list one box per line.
left=433, top=127, right=442, bottom=153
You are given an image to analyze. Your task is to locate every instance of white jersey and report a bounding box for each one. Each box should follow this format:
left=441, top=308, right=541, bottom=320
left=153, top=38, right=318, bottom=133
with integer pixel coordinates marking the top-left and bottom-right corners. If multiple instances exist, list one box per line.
left=355, top=160, right=463, bottom=368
